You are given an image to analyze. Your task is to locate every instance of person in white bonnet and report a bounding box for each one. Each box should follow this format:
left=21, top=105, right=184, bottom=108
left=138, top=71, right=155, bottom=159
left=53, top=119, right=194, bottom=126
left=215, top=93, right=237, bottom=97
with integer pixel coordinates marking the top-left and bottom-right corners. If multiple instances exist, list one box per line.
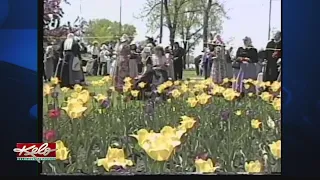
left=57, top=33, right=84, bottom=87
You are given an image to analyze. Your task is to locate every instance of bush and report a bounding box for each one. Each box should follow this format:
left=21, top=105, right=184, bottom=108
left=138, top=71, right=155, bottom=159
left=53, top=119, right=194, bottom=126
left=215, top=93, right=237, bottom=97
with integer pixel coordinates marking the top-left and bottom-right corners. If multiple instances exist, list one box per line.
left=43, top=77, right=281, bottom=174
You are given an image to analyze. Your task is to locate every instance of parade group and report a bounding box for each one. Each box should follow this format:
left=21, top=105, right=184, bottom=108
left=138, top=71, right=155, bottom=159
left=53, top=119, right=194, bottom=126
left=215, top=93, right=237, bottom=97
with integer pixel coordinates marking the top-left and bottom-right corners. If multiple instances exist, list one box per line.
left=43, top=31, right=281, bottom=93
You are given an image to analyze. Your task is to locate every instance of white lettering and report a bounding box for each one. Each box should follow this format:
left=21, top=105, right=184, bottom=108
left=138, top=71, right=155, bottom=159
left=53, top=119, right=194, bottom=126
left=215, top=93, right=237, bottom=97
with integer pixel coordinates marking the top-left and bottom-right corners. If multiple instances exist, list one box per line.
left=13, top=143, right=56, bottom=163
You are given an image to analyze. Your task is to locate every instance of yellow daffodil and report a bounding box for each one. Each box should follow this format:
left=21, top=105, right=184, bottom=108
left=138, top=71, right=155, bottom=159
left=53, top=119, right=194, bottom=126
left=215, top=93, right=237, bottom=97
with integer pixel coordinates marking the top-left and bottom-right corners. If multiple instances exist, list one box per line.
left=186, top=97, right=198, bottom=107
left=61, top=87, right=69, bottom=93
left=61, top=98, right=87, bottom=119
left=179, top=116, right=196, bottom=130
left=167, top=99, right=172, bottom=103
left=124, top=77, right=132, bottom=83
left=160, top=126, right=186, bottom=140
left=43, top=84, right=53, bottom=96
left=269, top=140, right=281, bottom=160
left=196, top=93, right=211, bottom=105
left=243, top=79, right=253, bottom=84
left=109, top=86, right=115, bottom=92
left=222, top=78, right=229, bottom=84
left=222, top=88, right=240, bottom=101
left=131, top=90, right=139, bottom=97
left=55, top=140, right=70, bottom=161
left=97, top=80, right=105, bottom=87
left=70, top=92, right=79, bottom=98
left=251, top=119, right=262, bottom=129
left=138, top=82, right=146, bottom=88
left=194, top=83, right=207, bottom=92
left=272, top=98, right=281, bottom=111
left=244, top=83, right=251, bottom=90
left=171, top=89, right=181, bottom=98
left=50, top=77, right=59, bottom=85
left=77, top=90, right=90, bottom=104
left=245, top=160, right=262, bottom=173
left=97, top=147, right=133, bottom=171
left=74, top=84, right=83, bottom=93
left=248, top=92, right=253, bottom=97
left=235, top=110, right=242, bottom=116
left=94, top=94, right=107, bottom=102
left=267, top=116, right=275, bottom=129
left=260, top=92, right=273, bottom=102
left=195, top=158, right=218, bottom=173
left=270, top=81, right=281, bottom=92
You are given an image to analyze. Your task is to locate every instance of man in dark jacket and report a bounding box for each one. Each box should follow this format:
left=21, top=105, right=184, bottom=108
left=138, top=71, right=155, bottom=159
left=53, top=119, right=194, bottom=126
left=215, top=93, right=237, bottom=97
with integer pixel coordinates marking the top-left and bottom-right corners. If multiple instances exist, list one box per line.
left=264, top=31, right=281, bottom=82
left=173, top=42, right=185, bottom=80
left=194, top=54, right=203, bottom=76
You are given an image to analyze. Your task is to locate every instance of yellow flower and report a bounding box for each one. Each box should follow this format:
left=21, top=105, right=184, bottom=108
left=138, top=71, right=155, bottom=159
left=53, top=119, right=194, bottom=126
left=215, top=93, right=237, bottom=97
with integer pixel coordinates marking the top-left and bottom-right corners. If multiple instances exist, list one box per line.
left=55, top=140, right=70, bottom=161
left=97, top=147, right=133, bottom=171
left=271, top=81, right=281, bottom=92
left=43, top=84, right=53, bottom=96
left=97, top=80, right=105, bottom=87
left=272, top=98, right=281, bottom=111
left=70, top=92, right=79, bottom=98
left=167, top=99, right=171, bottom=103
left=244, top=83, right=251, bottom=90
left=267, top=116, right=275, bottom=129
left=180, top=84, right=188, bottom=93
left=74, top=84, right=83, bottom=93
left=222, top=88, right=240, bottom=101
left=194, top=83, right=207, bottom=91
left=248, top=92, right=253, bottom=97
left=245, top=160, right=262, bottom=173
left=174, top=80, right=181, bottom=86
left=102, top=76, right=111, bottom=83
left=260, top=92, right=273, bottom=102
left=94, top=94, right=107, bottom=102
left=157, top=84, right=167, bottom=93
left=210, top=85, right=225, bottom=95
left=164, top=81, right=173, bottom=87
left=123, top=85, right=131, bottom=93
left=138, top=82, right=146, bottom=88
left=222, top=78, right=229, bottom=84
left=109, top=86, right=115, bottom=92
left=251, top=119, right=262, bottom=129
left=243, top=79, right=253, bottom=84
left=186, top=97, right=198, bottom=107
left=131, top=129, right=180, bottom=161
left=124, top=77, right=132, bottom=83
left=235, top=110, right=242, bottom=116
left=160, top=126, right=186, bottom=140
left=50, top=77, right=59, bottom=85
left=61, top=87, right=69, bottom=93
left=269, top=140, right=281, bottom=159
left=171, top=89, right=181, bottom=98
left=61, top=98, right=87, bottom=119
left=77, top=90, right=90, bottom=104
left=131, top=90, right=139, bottom=97
left=179, top=116, right=196, bottom=130
left=196, top=93, right=211, bottom=105
left=195, top=158, right=218, bottom=173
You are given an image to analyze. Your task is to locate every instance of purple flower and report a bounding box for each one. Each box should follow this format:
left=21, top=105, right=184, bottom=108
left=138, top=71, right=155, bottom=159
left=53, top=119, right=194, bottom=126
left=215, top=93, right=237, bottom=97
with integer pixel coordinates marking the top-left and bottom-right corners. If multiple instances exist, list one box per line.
left=101, top=99, right=111, bottom=109
left=220, top=110, right=230, bottom=121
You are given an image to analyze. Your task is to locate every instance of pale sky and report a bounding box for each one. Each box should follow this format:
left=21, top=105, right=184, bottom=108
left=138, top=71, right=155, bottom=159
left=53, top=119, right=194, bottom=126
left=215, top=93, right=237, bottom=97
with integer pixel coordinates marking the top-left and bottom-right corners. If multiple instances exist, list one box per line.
left=61, top=0, right=281, bottom=55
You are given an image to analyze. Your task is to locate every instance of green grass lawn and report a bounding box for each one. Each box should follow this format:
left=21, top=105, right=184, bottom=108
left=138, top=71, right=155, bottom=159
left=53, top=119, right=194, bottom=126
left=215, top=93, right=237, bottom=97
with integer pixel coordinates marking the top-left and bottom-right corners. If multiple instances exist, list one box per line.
left=85, top=69, right=202, bottom=82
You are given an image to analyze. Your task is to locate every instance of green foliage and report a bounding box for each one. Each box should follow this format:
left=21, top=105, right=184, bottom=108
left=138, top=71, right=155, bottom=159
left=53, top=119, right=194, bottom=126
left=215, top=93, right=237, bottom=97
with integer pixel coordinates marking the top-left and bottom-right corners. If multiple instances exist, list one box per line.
left=84, top=19, right=137, bottom=44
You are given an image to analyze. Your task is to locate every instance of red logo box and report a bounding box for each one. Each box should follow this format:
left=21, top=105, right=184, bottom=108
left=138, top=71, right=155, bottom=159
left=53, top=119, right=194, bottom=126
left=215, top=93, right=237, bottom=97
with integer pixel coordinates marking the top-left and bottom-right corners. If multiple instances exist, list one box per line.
left=13, top=143, right=56, bottom=163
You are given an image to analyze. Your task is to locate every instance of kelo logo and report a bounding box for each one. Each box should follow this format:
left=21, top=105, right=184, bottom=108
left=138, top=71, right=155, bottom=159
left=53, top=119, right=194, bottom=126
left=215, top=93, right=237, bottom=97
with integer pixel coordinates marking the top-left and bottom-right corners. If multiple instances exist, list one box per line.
left=13, top=143, right=56, bottom=163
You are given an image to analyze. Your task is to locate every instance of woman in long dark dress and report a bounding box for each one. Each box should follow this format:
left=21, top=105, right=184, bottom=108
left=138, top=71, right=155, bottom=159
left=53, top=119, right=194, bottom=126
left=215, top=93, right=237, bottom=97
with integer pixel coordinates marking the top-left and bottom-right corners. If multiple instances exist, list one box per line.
left=58, top=33, right=83, bottom=88
left=232, top=36, right=258, bottom=93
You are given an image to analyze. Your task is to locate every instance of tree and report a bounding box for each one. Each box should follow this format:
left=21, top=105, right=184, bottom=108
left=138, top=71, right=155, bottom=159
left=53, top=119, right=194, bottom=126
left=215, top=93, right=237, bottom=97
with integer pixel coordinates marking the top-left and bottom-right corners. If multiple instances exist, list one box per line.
left=84, top=19, right=137, bottom=44
left=43, top=0, right=86, bottom=43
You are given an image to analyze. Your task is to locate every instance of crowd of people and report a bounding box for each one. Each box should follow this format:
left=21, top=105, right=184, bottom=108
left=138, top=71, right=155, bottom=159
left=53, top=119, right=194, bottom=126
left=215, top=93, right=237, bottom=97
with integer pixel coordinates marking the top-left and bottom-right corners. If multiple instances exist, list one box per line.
left=43, top=31, right=281, bottom=94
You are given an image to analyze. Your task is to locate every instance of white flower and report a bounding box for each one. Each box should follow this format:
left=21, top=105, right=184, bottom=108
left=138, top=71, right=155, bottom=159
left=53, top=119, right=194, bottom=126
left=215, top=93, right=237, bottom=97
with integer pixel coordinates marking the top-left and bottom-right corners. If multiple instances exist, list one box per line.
left=267, top=116, right=275, bottom=129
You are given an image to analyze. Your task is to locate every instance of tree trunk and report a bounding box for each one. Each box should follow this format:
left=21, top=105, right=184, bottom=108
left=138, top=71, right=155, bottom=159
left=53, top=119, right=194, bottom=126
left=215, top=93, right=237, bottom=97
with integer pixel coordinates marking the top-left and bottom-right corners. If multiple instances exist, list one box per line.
left=183, top=41, right=187, bottom=69
left=203, top=0, right=213, bottom=49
